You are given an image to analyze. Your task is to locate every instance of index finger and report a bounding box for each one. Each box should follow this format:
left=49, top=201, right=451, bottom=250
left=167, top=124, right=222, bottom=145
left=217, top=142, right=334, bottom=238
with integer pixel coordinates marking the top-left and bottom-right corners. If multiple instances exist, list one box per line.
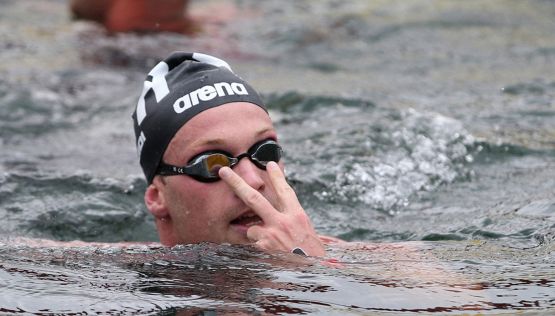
left=218, top=166, right=278, bottom=223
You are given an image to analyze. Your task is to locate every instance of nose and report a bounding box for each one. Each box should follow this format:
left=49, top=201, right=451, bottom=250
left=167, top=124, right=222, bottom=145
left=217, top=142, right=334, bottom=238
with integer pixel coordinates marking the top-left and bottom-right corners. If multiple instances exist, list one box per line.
left=233, top=157, right=266, bottom=192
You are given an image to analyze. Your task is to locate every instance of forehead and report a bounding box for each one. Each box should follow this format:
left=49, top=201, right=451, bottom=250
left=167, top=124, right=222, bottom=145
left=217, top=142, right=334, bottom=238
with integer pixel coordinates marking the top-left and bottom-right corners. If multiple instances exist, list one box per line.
left=164, top=102, right=275, bottom=160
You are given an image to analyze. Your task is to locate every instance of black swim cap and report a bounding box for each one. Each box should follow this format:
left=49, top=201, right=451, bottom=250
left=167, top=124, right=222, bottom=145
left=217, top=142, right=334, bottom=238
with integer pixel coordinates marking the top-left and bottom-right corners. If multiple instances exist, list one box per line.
left=132, top=52, right=267, bottom=184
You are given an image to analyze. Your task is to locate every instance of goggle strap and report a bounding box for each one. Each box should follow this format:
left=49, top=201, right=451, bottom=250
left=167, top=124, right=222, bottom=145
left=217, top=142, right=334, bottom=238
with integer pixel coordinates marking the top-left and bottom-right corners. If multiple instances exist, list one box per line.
left=157, top=161, right=205, bottom=177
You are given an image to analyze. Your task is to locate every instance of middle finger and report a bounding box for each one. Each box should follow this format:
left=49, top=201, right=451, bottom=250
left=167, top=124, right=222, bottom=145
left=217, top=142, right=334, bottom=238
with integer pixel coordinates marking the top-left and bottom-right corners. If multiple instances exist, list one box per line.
left=266, top=161, right=302, bottom=214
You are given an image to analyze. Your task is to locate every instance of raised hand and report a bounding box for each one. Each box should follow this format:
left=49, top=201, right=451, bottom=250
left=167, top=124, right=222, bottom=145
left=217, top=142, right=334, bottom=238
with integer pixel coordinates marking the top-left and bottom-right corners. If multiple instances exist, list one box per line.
left=219, top=161, right=326, bottom=257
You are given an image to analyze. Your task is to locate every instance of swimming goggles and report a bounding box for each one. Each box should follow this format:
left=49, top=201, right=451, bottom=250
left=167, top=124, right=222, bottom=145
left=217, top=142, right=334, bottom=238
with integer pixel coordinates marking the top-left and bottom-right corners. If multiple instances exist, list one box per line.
left=157, top=139, right=283, bottom=182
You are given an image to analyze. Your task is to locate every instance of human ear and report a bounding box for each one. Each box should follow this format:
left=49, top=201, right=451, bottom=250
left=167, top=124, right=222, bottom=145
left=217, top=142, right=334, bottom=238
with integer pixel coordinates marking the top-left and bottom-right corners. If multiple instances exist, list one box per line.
left=144, top=178, right=169, bottom=220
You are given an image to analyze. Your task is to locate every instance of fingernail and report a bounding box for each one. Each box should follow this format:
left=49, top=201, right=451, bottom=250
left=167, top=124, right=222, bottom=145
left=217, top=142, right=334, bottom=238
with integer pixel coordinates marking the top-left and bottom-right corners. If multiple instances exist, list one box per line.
left=267, top=161, right=278, bottom=169
left=218, top=166, right=232, bottom=178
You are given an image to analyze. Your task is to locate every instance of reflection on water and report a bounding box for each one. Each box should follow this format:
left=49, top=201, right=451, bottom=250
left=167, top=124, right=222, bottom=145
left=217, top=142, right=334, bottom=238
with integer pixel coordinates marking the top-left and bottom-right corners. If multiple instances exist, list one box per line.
left=1, top=241, right=554, bottom=314
left=1, top=0, right=554, bottom=314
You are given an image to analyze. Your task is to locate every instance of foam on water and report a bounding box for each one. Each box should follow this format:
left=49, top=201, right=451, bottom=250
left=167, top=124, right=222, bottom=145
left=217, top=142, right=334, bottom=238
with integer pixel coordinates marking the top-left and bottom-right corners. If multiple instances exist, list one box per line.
left=269, top=94, right=476, bottom=235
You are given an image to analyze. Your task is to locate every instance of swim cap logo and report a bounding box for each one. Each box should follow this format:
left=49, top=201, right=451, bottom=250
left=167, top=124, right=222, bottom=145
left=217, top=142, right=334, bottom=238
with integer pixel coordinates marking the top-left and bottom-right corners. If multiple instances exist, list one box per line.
left=136, top=131, right=146, bottom=156
left=173, top=82, right=248, bottom=114
left=136, top=62, right=170, bottom=125
left=135, top=61, right=170, bottom=157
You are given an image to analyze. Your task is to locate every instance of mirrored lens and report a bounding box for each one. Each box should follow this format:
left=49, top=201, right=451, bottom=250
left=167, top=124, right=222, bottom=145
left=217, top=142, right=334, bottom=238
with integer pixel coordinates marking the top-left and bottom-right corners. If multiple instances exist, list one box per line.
left=204, top=154, right=232, bottom=176
left=252, top=143, right=281, bottom=166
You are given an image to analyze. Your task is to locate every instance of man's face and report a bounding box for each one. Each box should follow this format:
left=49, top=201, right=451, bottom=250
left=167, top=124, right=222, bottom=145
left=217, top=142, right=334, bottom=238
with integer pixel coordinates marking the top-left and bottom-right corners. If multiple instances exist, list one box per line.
left=147, top=102, right=282, bottom=246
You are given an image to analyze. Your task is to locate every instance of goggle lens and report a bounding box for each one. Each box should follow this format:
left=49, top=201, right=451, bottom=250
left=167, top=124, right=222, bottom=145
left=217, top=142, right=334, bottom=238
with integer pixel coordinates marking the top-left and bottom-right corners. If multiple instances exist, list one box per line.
left=157, top=140, right=282, bottom=182
left=251, top=142, right=282, bottom=166
left=204, top=154, right=232, bottom=176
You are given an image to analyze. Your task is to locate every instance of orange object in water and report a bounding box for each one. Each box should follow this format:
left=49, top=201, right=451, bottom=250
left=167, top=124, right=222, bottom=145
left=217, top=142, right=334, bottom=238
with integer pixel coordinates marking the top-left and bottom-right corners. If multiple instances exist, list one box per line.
left=70, top=0, right=194, bottom=34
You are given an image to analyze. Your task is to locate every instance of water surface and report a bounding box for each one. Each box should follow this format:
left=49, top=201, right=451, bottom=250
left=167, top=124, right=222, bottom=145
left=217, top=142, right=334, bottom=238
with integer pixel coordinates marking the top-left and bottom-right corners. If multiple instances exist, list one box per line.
left=1, top=0, right=554, bottom=314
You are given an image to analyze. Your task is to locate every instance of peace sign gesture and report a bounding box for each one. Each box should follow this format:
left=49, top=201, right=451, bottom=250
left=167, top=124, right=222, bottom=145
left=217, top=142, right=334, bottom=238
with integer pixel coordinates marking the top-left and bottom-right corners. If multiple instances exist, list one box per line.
left=219, top=161, right=326, bottom=257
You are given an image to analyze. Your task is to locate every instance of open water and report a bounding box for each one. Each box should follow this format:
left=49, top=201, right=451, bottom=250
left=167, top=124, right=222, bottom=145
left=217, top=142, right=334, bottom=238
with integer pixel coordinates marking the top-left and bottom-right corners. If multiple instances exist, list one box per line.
left=0, top=0, right=554, bottom=314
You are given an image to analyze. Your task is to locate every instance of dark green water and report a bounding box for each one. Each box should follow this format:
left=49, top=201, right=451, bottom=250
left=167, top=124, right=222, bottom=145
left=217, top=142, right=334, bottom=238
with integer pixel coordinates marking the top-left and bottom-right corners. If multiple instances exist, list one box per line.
left=1, top=0, right=554, bottom=314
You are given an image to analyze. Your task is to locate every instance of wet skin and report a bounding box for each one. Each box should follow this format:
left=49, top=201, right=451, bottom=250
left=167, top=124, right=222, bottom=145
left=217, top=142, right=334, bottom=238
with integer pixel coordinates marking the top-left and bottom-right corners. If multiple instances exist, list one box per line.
left=145, top=102, right=326, bottom=256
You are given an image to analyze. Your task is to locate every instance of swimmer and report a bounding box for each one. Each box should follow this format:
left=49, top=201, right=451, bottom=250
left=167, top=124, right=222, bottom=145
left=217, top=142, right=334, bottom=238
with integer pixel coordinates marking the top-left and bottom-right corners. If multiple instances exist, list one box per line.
left=70, top=0, right=194, bottom=34
left=133, top=52, right=341, bottom=257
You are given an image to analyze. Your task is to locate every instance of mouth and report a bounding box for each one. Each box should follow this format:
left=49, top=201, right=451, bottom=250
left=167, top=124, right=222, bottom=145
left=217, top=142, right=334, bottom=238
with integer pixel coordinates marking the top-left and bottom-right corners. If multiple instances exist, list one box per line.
left=230, top=210, right=263, bottom=229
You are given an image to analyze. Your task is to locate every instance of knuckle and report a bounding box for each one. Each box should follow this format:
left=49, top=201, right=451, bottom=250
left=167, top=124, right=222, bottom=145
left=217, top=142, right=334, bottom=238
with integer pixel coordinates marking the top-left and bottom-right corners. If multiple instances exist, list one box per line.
left=277, top=219, right=291, bottom=233
left=271, top=226, right=284, bottom=239
left=278, top=184, right=295, bottom=197
left=264, top=227, right=284, bottom=244
left=230, top=175, right=244, bottom=187
left=244, top=191, right=263, bottom=206
left=294, top=212, right=311, bottom=226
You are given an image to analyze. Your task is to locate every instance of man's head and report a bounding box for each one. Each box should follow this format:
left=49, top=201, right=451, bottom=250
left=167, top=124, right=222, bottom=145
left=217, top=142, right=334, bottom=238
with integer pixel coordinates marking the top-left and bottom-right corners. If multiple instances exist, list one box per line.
left=132, top=52, right=267, bottom=184
left=132, top=52, right=282, bottom=246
